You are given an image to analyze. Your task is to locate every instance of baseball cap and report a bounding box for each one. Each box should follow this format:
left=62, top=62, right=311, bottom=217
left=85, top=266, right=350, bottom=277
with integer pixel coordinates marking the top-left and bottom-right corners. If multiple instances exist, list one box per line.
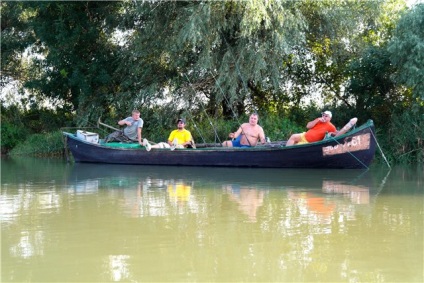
left=177, top=118, right=186, bottom=124
left=322, top=111, right=332, bottom=118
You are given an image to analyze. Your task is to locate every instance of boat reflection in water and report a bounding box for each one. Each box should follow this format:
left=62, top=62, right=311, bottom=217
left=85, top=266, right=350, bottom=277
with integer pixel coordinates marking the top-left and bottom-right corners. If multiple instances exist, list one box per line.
left=4, top=157, right=405, bottom=283
left=224, top=180, right=371, bottom=224
left=322, top=180, right=370, bottom=204
left=67, top=163, right=374, bottom=224
left=287, top=179, right=371, bottom=227
left=116, top=178, right=197, bottom=218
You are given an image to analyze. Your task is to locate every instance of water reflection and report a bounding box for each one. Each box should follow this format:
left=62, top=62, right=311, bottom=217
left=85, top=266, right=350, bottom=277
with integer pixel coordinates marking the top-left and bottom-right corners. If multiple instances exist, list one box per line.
left=322, top=180, right=370, bottom=204
left=2, top=163, right=375, bottom=222
left=2, top=158, right=422, bottom=282
left=286, top=179, right=371, bottom=231
left=127, top=179, right=198, bottom=218
left=224, top=185, right=265, bottom=222
left=9, top=230, right=45, bottom=259
left=2, top=161, right=379, bottom=230
left=63, top=164, right=377, bottom=228
left=105, top=255, right=130, bottom=282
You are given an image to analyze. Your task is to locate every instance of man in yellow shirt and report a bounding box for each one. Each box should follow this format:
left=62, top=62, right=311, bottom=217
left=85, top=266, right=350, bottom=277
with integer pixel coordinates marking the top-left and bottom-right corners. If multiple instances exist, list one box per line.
left=143, top=118, right=195, bottom=151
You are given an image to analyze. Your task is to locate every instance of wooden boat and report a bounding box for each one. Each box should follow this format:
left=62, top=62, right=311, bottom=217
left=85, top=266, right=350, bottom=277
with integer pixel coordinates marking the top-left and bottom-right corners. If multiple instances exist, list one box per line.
left=63, top=119, right=377, bottom=169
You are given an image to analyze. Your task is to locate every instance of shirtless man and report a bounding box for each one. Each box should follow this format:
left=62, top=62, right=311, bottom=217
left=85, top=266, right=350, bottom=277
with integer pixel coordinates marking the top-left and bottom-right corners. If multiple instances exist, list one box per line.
left=222, top=113, right=266, bottom=147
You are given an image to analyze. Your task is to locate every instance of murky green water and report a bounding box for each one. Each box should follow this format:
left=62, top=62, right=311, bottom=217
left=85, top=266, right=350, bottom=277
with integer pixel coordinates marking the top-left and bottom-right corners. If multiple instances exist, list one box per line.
left=1, top=157, right=423, bottom=282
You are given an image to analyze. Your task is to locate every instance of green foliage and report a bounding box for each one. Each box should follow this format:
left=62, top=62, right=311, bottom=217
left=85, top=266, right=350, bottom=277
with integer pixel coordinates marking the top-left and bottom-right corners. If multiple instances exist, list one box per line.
left=1, top=0, right=422, bottom=165
left=345, top=45, right=403, bottom=127
left=3, top=0, right=406, bottom=119
left=386, top=106, right=424, bottom=164
left=5, top=1, right=124, bottom=121
left=388, top=3, right=424, bottom=101
left=1, top=105, right=28, bottom=153
left=9, top=131, right=64, bottom=156
left=1, top=1, right=36, bottom=86
left=0, top=103, right=74, bottom=154
left=117, top=0, right=307, bottom=118
left=289, top=0, right=404, bottom=106
left=0, top=120, right=29, bottom=154
left=258, top=113, right=303, bottom=142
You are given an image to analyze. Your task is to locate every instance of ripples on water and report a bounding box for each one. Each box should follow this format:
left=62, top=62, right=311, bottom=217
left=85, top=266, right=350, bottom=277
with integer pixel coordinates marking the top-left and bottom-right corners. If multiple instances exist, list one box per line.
left=1, top=157, right=423, bottom=282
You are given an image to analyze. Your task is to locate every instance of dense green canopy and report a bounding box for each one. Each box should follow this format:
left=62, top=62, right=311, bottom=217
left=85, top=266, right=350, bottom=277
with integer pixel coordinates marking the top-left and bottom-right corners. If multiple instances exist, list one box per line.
left=1, top=0, right=423, bottom=162
left=388, top=3, right=424, bottom=101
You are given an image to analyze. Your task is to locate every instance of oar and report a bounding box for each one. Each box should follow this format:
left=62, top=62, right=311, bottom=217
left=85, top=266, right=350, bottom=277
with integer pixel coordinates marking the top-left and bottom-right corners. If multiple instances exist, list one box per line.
left=97, top=118, right=120, bottom=131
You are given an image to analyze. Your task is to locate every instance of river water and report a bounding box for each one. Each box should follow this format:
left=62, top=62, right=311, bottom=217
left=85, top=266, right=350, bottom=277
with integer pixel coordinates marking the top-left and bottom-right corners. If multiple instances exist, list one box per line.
left=1, top=157, right=423, bottom=282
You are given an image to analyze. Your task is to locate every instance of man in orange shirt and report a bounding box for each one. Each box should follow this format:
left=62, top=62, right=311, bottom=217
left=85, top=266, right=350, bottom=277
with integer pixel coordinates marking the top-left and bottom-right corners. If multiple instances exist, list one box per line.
left=286, top=111, right=337, bottom=146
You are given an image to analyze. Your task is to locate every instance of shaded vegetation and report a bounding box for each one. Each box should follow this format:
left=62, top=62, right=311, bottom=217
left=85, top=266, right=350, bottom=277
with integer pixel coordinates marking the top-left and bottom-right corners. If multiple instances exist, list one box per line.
left=9, top=131, right=64, bottom=157
left=1, top=1, right=423, bottom=164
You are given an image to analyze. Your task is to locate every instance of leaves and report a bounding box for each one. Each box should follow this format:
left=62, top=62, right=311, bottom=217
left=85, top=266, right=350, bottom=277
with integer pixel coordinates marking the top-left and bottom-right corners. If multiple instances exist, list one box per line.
left=2, top=0, right=422, bottom=162
left=388, top=3, right=424, bottom=101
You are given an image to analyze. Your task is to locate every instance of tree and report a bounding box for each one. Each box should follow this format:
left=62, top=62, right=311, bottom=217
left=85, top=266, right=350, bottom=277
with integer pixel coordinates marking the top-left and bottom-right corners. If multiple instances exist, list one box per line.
left=2, top=1, right=124, bottom=123
left=116, top=0, right=307, bottom=120
left=387, top=3, right=424, bottom=163
left=388, top=3, right=424, bottom=101
left=3, top=0, right=405, bottom=121
left=115, top=0, right=406, bottom=123
left=345, top=46, right=402, bottom=123
left=1, top=2, right=36, bottom=87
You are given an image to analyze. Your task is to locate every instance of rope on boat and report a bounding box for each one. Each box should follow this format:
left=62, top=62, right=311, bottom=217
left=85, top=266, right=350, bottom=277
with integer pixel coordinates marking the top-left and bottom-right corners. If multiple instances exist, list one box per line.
left=370, top=130, right=391, bottom=169
left=329, top=136, right=370, bottom=170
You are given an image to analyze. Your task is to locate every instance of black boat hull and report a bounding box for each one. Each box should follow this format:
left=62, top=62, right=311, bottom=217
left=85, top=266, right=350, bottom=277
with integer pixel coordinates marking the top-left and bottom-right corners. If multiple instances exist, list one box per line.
left=64, top=120, right=377, bottom=169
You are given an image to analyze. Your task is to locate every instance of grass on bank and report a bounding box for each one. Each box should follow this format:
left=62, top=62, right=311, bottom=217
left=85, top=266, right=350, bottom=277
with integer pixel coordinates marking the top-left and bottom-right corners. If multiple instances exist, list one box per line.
left=9, top=131, right=65, bottom=157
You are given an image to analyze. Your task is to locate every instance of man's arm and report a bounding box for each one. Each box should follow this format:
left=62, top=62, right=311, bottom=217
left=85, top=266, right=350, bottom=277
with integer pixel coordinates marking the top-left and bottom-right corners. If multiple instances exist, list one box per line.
left=118, top=118, right=131, bottom=126
left=259, top=127, right=266, bottom=144
left=181, top=132, right=194, bottom=147
left=137, top=127, right=143, bottom=144
left=167, top=130, right=176, bottom=146
left=230, top=125, right=244, bottom=139
left=306, top=118, right=322, bottom=129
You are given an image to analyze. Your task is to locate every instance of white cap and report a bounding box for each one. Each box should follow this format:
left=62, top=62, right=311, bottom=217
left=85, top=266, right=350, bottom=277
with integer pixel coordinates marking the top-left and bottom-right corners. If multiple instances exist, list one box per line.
left=322, top=110, right=332, bottom=118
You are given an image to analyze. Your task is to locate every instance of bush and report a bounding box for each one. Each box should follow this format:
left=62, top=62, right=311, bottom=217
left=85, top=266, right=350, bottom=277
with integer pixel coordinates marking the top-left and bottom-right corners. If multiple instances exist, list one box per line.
left=9, top=131, right=65, bottom=156
left=386, top=107, right=424, bottom=164
left=0, top=121, right=29, bottom=154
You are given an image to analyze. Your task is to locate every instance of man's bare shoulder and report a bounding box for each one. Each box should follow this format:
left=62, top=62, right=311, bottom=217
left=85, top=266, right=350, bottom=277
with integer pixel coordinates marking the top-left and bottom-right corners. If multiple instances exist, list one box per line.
left=253, top=124, right=264, bottom=131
